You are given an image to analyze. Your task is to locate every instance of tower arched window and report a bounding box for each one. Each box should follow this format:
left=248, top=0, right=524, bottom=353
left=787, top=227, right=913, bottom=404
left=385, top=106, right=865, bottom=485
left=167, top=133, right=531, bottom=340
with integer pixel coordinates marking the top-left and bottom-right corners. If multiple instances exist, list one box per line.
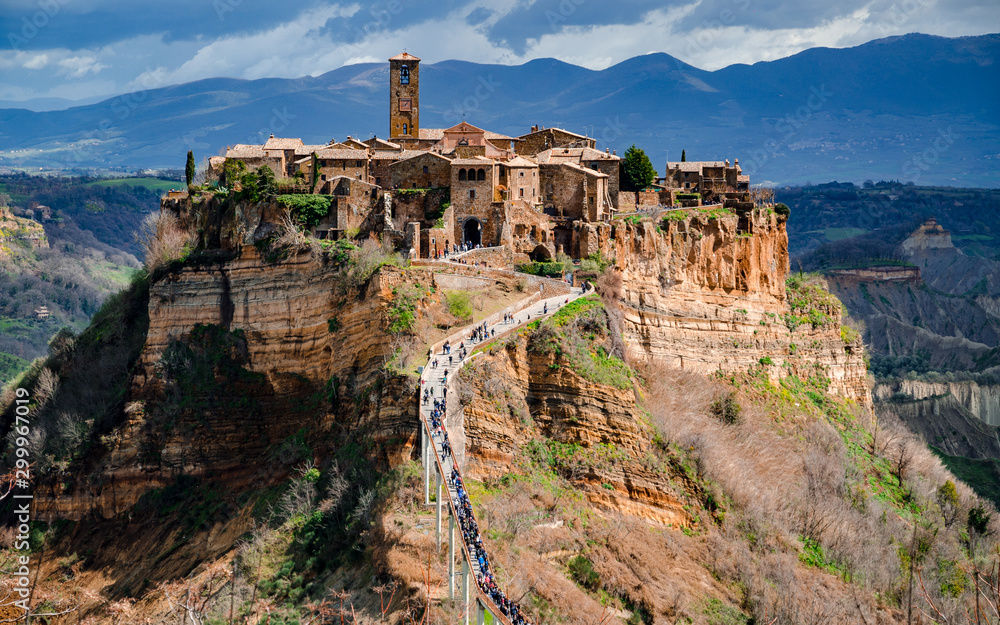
left=403, top=123, right=408, bottom=135
left=400, top=65, right=409, bottom=85
left=459, top=169, right=467, bottom=181
left=476, top=168, right=486, bottom=181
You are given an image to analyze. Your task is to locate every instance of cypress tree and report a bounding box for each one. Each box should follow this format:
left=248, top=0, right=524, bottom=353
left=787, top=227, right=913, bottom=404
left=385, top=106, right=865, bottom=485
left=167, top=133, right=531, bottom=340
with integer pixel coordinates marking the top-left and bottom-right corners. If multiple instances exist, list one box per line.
left=185, top=151, right=196, bottom=187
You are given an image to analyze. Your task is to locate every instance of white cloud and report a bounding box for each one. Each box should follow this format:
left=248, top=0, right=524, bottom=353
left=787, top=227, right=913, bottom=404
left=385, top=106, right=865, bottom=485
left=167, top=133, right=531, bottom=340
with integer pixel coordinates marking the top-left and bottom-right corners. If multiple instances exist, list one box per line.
left=56, top=55, right=106, bottom=78
left=22, top=54, right=50, bottom=70
left=1, top=0, right=998, bottom=104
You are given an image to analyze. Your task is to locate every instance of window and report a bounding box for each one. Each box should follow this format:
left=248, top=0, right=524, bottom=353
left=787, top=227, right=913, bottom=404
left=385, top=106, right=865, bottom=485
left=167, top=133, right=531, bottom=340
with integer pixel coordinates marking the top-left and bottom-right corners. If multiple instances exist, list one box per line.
left=403, top=123, right=408, bottom=135
left=357, top=160, right=362, bottom=167
left=376, top=177, right=381, bottom=185
left=469, top=189, right=476, bottom=200
left=459, top=169, right=467, bottom=181
left=476, top=168, right=485, bottom=181
left=400, top=65, right=409, bottom=84
left=423, top=166, right=429, bottom=173
left=519, top=188, right=524, bottom=198
left=519, top=171, right=524, bottom=177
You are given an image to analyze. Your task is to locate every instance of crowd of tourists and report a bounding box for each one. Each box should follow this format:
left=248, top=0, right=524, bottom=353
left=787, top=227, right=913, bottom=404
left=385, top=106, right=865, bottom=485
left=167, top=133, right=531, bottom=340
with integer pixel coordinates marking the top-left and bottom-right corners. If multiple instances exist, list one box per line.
left=423, top=332, right=533, bottom=625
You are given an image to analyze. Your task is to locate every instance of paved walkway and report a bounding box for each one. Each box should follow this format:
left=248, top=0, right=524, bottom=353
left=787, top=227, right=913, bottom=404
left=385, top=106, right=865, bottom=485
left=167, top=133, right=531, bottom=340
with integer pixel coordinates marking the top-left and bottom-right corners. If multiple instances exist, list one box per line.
left=418, top=286, right=586, bottom=625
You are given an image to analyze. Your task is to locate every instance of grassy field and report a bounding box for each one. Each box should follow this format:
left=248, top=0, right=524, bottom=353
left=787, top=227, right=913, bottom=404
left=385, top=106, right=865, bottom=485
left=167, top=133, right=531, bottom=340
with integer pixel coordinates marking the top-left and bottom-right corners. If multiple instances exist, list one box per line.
left=85, top=178, right=182, bottom=193
left=0, top=351, right=29, bottom=386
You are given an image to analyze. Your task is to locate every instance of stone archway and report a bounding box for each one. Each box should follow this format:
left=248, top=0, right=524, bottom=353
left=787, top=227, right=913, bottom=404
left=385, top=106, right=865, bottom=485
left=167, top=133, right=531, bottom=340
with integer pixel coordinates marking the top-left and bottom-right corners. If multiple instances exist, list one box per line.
left=530, top=244, right=552, bottom=262
left=463, top=218, right=482, bottom=247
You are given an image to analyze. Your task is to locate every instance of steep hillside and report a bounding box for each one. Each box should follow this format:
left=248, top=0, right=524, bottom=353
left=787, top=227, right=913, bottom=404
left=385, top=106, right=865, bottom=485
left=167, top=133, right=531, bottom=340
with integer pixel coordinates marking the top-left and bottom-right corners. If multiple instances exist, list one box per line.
left=0, top=177, right=146, bottom=382
left=1, top=34, right=997, bottom=185
left=1, top=197, right=997, bottom=624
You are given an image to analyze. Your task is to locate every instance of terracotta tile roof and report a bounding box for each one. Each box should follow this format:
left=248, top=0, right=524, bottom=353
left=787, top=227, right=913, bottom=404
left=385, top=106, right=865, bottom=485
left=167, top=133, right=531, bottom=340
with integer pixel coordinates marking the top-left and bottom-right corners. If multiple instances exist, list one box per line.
left=535, top=147, right=619, bottom=164
left=517, top=126, right=588, bottom=140
left=263, top=137, right=304, bottom=150
left=451, top=157, right=495, bottom=166
left=226, top=144, right=266, bottom=158
left=503, top=156, right=538, bottom=168
left=550, top=161, right=608, bottom=178
left=483, top=131, right=515, bottom=141
left=390, top=151, right=452, bottom=166
left=737, top=174, right=750, bottom=182
left=365, top=137, right=401, bottom=150
left=315, top=148, right=369, bottom=160
left=390, top=52, right=420, bottom=61
left=667, top=161, right=725, bottom=172
left=293, top=145, right=330, bottom=156
left=373, top=149, right=426, bottom=161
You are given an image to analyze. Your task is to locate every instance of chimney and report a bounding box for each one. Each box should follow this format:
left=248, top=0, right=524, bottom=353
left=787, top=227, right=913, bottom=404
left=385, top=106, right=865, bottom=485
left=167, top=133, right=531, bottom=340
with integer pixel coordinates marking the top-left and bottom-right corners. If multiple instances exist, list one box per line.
left=612, top=150, right=616, bottom=156
left=606, top=148, right=610, bottom=154
left=725, top=159, right=730, bottom=167
left=269, top=133, right=274, bottom=138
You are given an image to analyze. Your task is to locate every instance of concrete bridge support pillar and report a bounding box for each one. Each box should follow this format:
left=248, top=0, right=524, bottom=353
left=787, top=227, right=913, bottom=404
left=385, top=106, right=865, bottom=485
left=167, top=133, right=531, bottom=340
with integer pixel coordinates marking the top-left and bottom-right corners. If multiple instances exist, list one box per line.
left=423, top=429, right=431, bottom=505
left=449, top=514, right=456, bottom=599
left=436, top=470, right=443, bottom=550
left=463, top=559, right=471, bottom=625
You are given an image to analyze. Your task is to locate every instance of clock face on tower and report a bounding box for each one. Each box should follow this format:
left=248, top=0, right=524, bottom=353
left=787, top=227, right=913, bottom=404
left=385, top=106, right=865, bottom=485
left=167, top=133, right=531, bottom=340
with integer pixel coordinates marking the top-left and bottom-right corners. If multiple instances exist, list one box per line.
left=399, top=99, right=412, bottom=112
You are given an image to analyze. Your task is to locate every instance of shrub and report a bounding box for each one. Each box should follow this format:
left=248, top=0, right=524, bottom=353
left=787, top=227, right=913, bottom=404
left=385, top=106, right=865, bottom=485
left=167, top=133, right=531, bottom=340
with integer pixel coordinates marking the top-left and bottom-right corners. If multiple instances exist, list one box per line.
left=774, top=203, right=790, bottom=218
left=710, top=392, right=742, bottom=425
left=136, top=211, right=194, bottom=272
left=276, top=195, right=333, bottom=228
left=567, top=555, right=600, bottom=590
left=445, top=290, right=472, bottom=321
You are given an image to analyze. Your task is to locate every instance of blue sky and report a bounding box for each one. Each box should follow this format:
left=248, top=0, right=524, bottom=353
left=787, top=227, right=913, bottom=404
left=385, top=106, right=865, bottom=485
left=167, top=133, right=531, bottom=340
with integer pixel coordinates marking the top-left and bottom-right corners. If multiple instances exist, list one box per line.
left=0, top=0, right=997, bottom=104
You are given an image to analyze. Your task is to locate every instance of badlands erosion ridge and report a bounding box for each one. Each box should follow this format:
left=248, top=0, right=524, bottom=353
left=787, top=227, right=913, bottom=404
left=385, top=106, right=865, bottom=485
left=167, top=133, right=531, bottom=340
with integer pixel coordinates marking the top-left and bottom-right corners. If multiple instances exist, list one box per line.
left=0, top=53, right=998, bottom=625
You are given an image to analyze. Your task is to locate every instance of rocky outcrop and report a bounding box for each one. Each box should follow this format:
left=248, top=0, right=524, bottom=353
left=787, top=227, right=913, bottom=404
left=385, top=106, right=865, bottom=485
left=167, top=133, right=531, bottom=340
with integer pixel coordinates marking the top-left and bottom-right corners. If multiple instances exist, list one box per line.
left=37, top=247, right=426, bottom=521
left=456, top=334, right=692, bottom=527
left=603, top=209, right=870, bottom=405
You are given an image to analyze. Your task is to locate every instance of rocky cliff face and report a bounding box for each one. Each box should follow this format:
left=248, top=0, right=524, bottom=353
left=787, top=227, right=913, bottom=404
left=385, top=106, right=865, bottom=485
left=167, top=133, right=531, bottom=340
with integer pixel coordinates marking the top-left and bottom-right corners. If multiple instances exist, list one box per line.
left=455, top=331, right=693, bottom=527
left=38, top=246, right=424, bottom=521
left=603, top=209, right=870, bottom=405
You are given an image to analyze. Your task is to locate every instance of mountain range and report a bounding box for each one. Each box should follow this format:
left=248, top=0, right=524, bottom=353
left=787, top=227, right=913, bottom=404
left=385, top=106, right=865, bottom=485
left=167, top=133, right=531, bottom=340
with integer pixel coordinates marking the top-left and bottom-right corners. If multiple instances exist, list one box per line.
left=0, top=32, right=997, bottom=186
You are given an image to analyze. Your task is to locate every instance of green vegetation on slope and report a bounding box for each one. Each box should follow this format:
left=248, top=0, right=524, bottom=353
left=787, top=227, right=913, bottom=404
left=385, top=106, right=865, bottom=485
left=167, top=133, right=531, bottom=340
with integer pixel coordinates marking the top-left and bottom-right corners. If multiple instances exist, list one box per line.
left=932, top=446, right=1000, bottom=510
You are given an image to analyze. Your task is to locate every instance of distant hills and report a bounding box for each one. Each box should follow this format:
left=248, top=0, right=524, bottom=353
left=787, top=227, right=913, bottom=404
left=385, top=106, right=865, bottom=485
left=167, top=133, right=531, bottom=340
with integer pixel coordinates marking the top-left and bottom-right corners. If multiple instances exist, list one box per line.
left=0, top=33, right=997, bottom=186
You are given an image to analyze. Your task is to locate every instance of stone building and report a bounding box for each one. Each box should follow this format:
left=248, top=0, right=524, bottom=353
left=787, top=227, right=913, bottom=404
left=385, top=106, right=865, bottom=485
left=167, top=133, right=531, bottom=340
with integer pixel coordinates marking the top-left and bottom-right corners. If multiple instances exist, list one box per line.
left=499, top=156, right=540, bottom=205
left=262, top=136, right=305, bottom=177
left=389, top=52, right=421, bottom=143
left=391, top=151, right=453, bottom=189
left=539, top=162, right=610, bottom=222
left=516, top=126, right=595, bottom=156
left=536, top=146, right=620, bottom=208
left=209, top=50, right=755, bottom=263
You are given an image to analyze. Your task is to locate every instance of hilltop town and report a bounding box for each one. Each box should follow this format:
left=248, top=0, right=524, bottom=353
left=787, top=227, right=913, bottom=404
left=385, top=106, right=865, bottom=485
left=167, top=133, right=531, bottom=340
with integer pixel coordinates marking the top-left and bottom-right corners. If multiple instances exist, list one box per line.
left=200, top=52, right=757, bottom=262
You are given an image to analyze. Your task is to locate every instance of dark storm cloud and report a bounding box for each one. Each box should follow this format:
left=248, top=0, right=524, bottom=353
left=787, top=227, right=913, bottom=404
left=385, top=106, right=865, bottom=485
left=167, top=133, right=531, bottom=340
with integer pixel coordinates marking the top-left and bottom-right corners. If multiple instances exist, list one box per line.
left=317, top=0, right=466, bottom=46
left=486, top=0, right=658, bottom=54
left=1, top=0, right=328, bottom=50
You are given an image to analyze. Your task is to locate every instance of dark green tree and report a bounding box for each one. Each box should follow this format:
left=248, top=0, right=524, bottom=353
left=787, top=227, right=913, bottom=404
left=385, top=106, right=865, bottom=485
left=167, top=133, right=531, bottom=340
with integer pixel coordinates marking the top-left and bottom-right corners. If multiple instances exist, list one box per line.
left=681, top=149, right=686, bottom=162
left=185, top=151, right=196, bottom=187
left=621, top=144, right=657, bottom=192
left=311, top=152, right=319, bottom=191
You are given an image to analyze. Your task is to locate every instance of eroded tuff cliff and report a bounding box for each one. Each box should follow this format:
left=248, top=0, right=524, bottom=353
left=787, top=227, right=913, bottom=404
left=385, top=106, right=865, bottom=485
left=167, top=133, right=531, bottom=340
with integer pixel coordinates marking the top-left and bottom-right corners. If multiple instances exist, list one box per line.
left=455, top=318, right=694, bottom=528
left=603, top=209, right=870, bottom=404
left=37, top=247, right=426, bottom=521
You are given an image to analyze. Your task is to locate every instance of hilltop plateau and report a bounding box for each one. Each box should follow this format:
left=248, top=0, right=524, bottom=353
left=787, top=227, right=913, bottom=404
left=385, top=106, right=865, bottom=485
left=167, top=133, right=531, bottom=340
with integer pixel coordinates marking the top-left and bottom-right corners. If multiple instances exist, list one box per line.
left=0, top=182, right=994, bottom=625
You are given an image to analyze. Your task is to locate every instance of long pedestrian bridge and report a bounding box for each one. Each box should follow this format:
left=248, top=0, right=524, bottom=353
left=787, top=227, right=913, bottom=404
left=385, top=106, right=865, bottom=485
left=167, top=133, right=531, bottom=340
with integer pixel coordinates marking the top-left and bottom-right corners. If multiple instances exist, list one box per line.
left=417, top=266, right=584, bottom=625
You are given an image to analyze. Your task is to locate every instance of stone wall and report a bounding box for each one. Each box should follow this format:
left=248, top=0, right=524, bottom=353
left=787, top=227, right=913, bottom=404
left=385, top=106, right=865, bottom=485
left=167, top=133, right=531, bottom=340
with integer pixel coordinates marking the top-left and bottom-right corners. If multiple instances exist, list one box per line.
left=391, top=153, right=452, bottom=189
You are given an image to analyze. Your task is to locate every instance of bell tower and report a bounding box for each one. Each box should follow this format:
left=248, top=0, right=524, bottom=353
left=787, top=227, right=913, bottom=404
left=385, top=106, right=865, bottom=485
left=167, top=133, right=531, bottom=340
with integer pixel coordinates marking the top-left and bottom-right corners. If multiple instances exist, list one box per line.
left=389, top=52, right=420, bottom=140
